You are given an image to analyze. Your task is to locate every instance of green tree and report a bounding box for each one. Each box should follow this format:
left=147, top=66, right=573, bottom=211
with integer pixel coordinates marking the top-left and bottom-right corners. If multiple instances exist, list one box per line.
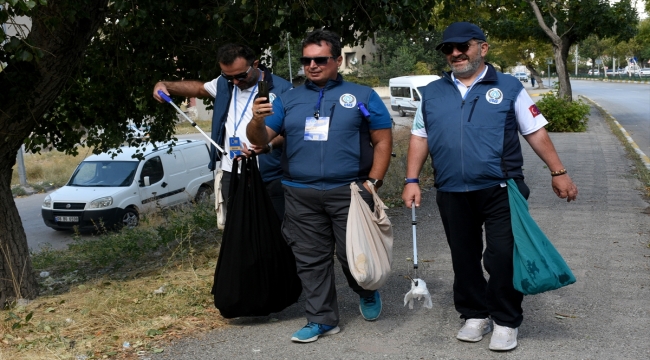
left=0, top=0, right=432, bottom=302
left=636, top=18, right=650, bottom=62
left=359, top=29, right=445, bottom=81
left=580, top=35, right=609, bottom=71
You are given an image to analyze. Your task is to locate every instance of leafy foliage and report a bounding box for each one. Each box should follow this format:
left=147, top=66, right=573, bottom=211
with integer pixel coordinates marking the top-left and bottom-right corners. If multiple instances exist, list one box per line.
left=355, top=29, right=446, bottom=82
left=2, top=0, right=433, bottom=157
left=536, top=92, right=590, bottom=132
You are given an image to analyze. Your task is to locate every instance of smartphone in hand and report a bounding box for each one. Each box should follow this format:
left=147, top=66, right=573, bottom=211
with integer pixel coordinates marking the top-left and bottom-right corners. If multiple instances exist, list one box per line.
left=258, top=81, right=269, bottom=103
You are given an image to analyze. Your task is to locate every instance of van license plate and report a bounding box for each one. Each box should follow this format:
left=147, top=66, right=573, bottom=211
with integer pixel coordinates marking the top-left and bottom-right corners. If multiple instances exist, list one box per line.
left=55, top=216, right=79, bottom=222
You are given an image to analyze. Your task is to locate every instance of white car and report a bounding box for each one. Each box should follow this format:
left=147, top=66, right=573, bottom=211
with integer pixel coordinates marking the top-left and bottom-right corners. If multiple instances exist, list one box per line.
left=513, top=72, right=529, bottom=82
left=588, top=69, right=600, bottom=75
left=41, top=140, right=214, bottom=231
left=639, top=68, right=650, bottom=77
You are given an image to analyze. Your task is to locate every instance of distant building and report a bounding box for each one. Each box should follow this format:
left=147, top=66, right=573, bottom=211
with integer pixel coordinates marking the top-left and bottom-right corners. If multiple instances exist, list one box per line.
left=339, top=35, right=378, bottom=74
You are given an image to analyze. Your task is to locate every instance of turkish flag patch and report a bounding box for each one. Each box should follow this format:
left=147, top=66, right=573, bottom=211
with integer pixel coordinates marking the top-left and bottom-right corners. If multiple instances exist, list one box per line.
left=529, top=104, right=541, bottom=117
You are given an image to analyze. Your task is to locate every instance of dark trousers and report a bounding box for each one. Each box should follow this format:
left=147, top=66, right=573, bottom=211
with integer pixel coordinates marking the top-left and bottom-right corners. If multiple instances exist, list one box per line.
left=436, top=180, right=529, bottom=328
left=282, top=182, right=375, bottom=326
left=221, top=171, right=285, bottom=221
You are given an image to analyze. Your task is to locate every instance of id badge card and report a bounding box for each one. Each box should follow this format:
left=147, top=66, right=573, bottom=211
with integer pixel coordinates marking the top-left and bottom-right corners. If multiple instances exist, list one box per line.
left=304, top=117, right=330, bottom=141
left=229, top=136, right=242, bottom=158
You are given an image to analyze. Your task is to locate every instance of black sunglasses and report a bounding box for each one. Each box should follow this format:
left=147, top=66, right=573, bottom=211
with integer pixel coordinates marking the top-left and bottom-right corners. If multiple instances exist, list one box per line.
left=439, top=42, right=479, bottom=55
left=221, top=65, right=252, bottom=82
left=299, top=56, right=336, bottom=66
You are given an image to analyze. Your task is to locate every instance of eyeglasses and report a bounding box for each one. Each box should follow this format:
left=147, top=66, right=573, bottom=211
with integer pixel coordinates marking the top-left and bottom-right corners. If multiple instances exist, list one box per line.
left=439, top=42, right=481, bottom=55
left=299, top=56, right=336, bottom=66
left=221, top=66, right=252, bottom=82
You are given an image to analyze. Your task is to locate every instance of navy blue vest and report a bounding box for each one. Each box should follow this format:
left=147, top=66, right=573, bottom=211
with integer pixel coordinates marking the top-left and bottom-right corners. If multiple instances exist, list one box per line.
left=208, top=66, right=292, bottom=182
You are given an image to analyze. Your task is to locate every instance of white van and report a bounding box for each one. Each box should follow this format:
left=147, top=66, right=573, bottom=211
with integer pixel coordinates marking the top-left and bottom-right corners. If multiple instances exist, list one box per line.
left=42, top=140, right=214, bottom=231
left=389, top=75, right=441, bottom=116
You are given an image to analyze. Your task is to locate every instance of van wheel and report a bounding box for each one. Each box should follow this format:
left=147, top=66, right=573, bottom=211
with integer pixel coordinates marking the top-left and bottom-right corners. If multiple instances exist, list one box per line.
left=195, top=186, right=213, bottom=203
left=398, top=107, right=406, bottom=117
left=121, top=208, right=139, bottom=228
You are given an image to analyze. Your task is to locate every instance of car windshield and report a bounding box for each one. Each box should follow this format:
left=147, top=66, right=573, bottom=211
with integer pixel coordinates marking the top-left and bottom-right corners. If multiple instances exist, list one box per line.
left=68, top=161, right=140, bottom=187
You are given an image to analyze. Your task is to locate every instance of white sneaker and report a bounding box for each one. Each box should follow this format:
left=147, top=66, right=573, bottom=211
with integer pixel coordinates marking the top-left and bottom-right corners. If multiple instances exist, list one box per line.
left=456, top=318, right=493, bottom=342
left=489, top=324, right=518, bottom=351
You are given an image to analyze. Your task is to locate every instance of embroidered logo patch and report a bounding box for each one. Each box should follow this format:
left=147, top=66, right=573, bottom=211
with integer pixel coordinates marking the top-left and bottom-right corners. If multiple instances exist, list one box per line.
left=529, top=104, right=541, bottom=117
left=339, top=93, right=357, bottom=108
left=269, top=92, right=277, bottom=103
left=485, top=88, right=503, bottom=104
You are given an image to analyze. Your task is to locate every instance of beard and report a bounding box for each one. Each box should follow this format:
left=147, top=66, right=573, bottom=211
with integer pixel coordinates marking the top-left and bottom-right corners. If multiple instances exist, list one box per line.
left=450, top=53, right=483, bottom=78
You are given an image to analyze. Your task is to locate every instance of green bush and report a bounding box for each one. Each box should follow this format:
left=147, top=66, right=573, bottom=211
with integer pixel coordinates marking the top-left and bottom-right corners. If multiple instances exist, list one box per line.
left=342, top=73, right=381, bottom=87
left=536, top=92, right=590, bottom=132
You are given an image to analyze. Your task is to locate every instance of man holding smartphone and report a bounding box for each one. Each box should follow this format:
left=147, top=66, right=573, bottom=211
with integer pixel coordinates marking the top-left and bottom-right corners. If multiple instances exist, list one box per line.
left=248, top=29, right=392, bottom=343
left=153, top=44, right=292, bottom=220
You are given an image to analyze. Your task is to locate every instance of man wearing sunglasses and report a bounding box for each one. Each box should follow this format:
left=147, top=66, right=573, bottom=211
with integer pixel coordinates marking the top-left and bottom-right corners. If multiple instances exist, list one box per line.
left=402, top=22, right=578, bottom=351
left=247, top=29, right=392, bottom=343
left=153, top=44, right=292, bottom=221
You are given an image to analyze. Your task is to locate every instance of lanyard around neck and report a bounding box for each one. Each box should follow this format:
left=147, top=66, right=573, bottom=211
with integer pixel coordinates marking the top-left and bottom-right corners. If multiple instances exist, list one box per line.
left=233, top=72, right=264, bottom=136
left=314, top=89, right=324, bottom=119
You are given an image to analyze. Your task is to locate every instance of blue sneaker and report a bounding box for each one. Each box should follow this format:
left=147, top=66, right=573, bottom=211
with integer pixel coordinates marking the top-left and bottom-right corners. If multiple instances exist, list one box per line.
left=359, top=291, right=382, bottom=321
left=290, top=322, right=340, bottom=343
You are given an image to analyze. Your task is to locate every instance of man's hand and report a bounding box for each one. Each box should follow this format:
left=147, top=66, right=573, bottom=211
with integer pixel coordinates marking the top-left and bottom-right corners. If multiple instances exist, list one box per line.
left=402, top=183, right=421, bottom=208
left=242, top=142, right=269, bottom=157
left=551, top=174, right=578, bottom=202
left=251, top=97, right=274, bottom=121
left=153, top=82, right=169, bottom=103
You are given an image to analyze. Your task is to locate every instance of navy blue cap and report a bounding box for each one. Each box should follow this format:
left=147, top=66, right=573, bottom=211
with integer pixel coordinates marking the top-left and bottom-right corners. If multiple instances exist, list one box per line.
left=436, top=22, right=487, bottom=50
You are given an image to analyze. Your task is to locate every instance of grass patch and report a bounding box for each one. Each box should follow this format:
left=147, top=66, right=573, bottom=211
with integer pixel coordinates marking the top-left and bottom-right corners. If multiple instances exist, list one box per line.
left=582, top=96, right=650, bottom=198
left=11, top=149, right=92, bottom=189
left=3, top=201, right=223, bottom=359
left=381, top=126, right=435, bottom=207
left=174, top=119, right=211, bottom=135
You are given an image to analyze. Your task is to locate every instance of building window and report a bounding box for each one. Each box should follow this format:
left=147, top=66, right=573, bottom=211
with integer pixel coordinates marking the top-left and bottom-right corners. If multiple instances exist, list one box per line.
left=362, top=55, right=366, bottom=65
left=345, top=52, right=357, bottom=67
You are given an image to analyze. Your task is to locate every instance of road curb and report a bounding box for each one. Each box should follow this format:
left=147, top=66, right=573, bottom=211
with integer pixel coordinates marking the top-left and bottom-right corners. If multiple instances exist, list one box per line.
left=580, top=95, right=650, bottom=170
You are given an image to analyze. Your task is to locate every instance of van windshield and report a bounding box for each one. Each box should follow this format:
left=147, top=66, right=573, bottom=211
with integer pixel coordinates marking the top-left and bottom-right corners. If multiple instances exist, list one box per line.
left=68, top=161, right=140, bottom=187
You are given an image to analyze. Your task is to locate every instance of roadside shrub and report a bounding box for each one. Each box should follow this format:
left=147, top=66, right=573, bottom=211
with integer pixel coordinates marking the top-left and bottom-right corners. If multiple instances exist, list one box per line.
left=342, top=73, right=381, bottom=87
left=536, top=92, right=590, bottom=132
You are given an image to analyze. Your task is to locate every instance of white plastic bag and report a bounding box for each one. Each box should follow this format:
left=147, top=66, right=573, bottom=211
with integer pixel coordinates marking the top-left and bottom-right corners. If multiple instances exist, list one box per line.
left=403, top=279, right=432, bottom=309
left=346, top=181, right=393, bottom=290
left=214, top=168, right=226, bottom=230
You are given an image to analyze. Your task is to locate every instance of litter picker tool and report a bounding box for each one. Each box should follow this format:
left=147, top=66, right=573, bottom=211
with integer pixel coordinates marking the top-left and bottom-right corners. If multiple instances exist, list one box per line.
left=403, top=201, right=433, bottom=309
left=157, top=90, right=225, bottom=154
left=412, top=201, right=418, bottom=284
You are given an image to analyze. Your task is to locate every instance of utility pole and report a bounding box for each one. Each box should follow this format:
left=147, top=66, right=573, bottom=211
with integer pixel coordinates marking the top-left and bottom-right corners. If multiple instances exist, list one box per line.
left=16, top=145, right=27, bottom=186
left=287, top=33, right=293, bottom=84
left=575, top=44, right=578, bottom=76
left=546, top=58, right=553, bottom=87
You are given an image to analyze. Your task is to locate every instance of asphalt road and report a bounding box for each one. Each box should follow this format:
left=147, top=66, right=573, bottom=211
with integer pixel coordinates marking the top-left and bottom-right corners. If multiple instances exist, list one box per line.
left=570, top=79, right=650, bottom=156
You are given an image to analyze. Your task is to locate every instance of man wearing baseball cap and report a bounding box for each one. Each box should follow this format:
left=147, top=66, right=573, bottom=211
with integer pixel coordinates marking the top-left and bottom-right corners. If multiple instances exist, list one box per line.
left=402, top=22, right=577, bottom=351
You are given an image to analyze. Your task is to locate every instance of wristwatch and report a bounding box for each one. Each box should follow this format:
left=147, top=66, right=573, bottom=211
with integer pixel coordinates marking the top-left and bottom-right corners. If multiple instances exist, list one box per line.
left=368, top=178, right=383, bottom=189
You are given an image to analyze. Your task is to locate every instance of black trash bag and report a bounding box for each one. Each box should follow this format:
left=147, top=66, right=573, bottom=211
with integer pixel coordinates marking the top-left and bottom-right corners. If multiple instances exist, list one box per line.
left=211, top=153, right=302, bottom=318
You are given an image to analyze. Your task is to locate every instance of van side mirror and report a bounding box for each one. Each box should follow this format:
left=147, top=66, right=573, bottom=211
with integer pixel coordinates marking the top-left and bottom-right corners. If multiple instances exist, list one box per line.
left=144, top=176, right=150, bottom=187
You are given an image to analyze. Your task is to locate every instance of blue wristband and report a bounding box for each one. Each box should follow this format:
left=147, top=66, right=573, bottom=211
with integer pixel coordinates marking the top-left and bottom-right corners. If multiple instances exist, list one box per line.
left=405, top=178, right=419, bottom=184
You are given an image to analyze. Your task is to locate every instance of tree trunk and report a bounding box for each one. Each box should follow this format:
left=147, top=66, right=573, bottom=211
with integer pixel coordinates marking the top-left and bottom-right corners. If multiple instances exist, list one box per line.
left=554, top=38, right=573, bottom=100
left=527, top=0, right=574, bottom=100
left=0, top=1, right=108, bottom=304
